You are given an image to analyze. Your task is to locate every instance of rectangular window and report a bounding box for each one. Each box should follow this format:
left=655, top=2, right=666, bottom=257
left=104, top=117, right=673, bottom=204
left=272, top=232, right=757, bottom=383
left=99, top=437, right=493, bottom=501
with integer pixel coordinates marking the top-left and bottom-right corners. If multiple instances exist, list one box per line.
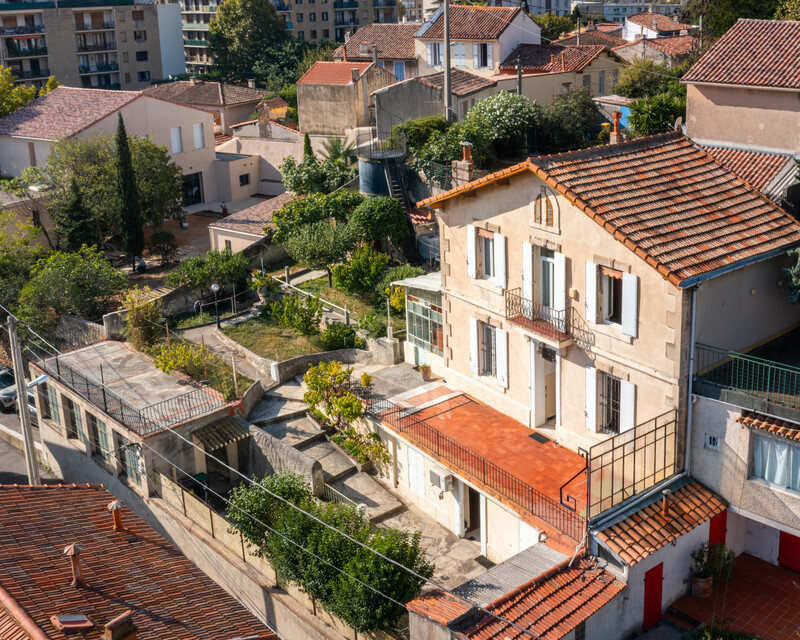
left=138, top=70, right=150, bottom=81
left=88, top=414, right=111, bottom=461
left=406, top=289, right=443, bottom=356
left=322, top=11, right=328, bottom=19
left=135, top=50, right=148, bottom=61
left=479, top=321, right=497, bottom=378
left=62, top=396, right=83, bottom=441
left=601, top=266, right=623, bottom=324
left=296, top=13, right=303, bottom=21
left=45, top=384, right=60, bottom=425
left=116, top=433, right=142, bottom=484
left=225, top=239, right=232, bottom=251
left=122, top=51, right=129, bottom=62
left=192, top=123, right=204, bottom=149
left=477, top=42, right=489, bottom=67
left=454, top=42, right=465, bottom=67
left=323, top=29, right=329, bottom=38
left=120, top=31, right=127, bottom=42
left=124, top=72, right=131, bottom=83
left=309, top=12, right=315, bottom=20
left=479, top=230, right=495, bottom=280
left=539, top=247, right=555, bottom=308
left=132, top=9, right=144, bottom=20
left=598, top=70, right=605, bottom=94
left=311, top=29, right=317, bottom=39
left=170, top=127, right=182, bottom=153
left=583, top=74, right=591, bottom=89
left=427, top=41, right=443, bottom=67
left=599, top=371, right=621, bottom=434
left=393, top=60, right=405, bottom=81
left=134, top=30, right=146, bottom=41
left=239, top=173, right=250, bottom=186
left=752, top=434, right=800, bottom=492
left=297, top=30, right=304, bottom=40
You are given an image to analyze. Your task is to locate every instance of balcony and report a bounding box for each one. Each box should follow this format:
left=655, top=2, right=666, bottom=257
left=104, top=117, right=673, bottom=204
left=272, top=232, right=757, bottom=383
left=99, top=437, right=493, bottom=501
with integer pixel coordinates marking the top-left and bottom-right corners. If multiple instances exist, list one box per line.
left=0, top=25, right=45, bottom=36
left=275, top=1, right=291, bottom=10
left=183, top=23, right=210, bottom=30
left=79, top=63, right=119, bottom=73
left=284, top=20, right=293, bottom=29
left=77, top=41, right=117, bottom=52
left=334, top=16, right=358, bottom=25
left=334, top=1, right=358, bottom=7
left=12, top=68, right=51, bottom=80
left=504, top=288, right=595, bottom=350
left=5, top=46, right=48, bottom=58
left=75, top=22, right=115, bottom=31
left=184, top=39, right=209, bottom=46
left=373, top=0, right=396, bottom=6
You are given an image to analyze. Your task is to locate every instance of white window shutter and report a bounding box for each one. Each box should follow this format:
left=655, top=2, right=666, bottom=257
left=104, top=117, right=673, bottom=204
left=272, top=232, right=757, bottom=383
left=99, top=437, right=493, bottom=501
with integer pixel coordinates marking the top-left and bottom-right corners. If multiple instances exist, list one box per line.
left=522, top=242, right=533, bottom=301
left=469, top=318, right=479, bottom=375
left=620, top=380, right=636, bottom=433
left=622, top=273, right=639, bottom=338
left=487, top=44, right=492, bottom=68
left=170, top=127, right=182, bottom=154
left=496, top=328, right=508, bottom=388
left=466, top=225, right=477, bottom=279
left=193, top=123, right=204, bottom=149
left=585, top=365, right=596, bottom=431
left=554, top=251, right=566, bottom=311
left=426, top=42, right=432, bottom=66
left=494, top=233, right=506, bottom=289
left=585, top=261, right=598, bottom=322
left=473, top=43, right=478, bottom=67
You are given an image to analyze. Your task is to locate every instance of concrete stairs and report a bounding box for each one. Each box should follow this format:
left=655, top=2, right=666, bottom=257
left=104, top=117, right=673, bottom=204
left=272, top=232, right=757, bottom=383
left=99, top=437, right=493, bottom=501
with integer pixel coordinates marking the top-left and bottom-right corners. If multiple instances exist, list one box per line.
left=662, top=607, right=700, bottom=633
left=299, top=439, right=356, bottom=483
left=328, top=471, right=405, bottom=523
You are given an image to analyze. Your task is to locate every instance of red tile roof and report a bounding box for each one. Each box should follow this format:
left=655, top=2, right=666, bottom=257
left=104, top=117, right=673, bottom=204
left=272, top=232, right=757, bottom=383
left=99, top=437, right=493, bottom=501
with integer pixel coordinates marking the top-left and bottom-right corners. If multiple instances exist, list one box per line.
left=596, top=480, right=727, bottom=565
left=461, top=559, right=625, bottom=640
left=682, top=19, right=800, bottom=89
left=644, top=34, right=699, bottom=56
left=0, top=86, right=141, bottom=140
left=558, top=30, right=627, bottom=48
left=297, top=60, right=375, bottom=85
left=419, top=132, right=800, bottom=287
left=500, top=44, right=606, bottom=73
left=210, top=192, right=294, bottom=236
left=737, top=410, right=800, bottom=442
left=406, top=591, right=473, bottom=626
left=333, top=23, right=420, bottom=60
left=595, top=22, right=623, bottom=33
left=0, top=484, right=276, bottom=640
left=626, top=10, right=692, bottom=32
left=144, top=80, right=265, bottom=106
left=419, top=5, right=521, bottom=40
left=415, top=68, right=496, bottom=96
left=702, top=146, right=791, bottom=191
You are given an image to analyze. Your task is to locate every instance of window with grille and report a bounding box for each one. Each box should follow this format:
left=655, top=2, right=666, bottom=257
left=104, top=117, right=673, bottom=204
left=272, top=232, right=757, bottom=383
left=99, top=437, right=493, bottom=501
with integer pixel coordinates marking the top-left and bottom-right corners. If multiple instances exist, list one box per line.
left=116, top=434, right=141, bottom=484
left=135, top=50, right=148, bottom=61
left=599, top=371, right=621, bottom=434
left=479, top=322, right=497, bottom=378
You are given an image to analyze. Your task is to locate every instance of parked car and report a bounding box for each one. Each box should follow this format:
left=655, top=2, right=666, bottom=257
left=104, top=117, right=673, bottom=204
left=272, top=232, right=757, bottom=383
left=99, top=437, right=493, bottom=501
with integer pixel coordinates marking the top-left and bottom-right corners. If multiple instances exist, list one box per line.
left=0, top=366, right=16, bottom=411
left=19, top=391, right=38, bottom=428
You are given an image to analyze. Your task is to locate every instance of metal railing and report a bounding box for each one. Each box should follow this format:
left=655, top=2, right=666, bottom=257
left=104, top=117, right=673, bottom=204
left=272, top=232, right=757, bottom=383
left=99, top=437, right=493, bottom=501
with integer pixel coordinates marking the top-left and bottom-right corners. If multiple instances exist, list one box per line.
left=75, top=22, right=115, bottom=31
left=77, top=42, right=117, bottom=52
left=350, top=383, right=586, bottom=542
left=5, top=47, right=48, bottom=58
left=694, top=344, right=800, bottom=410
left=11, top=68, right=50, bottom=79
left=79, top=63, right=119, bottom=73
left=321, top=483, right=357, bottom=507
left=0, top=25, right=45, bottom=35
left=505, top=288, right=568, bottom=338
left=270, top=275, right=354, bottom=323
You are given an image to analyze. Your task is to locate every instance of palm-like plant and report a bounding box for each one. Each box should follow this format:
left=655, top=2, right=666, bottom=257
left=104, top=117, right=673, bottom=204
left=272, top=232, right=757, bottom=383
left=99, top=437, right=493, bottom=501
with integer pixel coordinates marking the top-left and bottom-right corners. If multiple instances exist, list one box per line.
left=320, top=137, right=356, bottom=167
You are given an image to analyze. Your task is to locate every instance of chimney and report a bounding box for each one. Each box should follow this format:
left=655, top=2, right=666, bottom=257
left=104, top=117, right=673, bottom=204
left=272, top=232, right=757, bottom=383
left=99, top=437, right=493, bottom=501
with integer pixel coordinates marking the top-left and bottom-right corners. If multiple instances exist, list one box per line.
left=372, top=46, right=378, bottom=65
left=610, top=110, right=623, bottom=144
left=451, top=142, right=474, bottom=187
left=63, top=543, right=87, bottom=588
left=351, top=67, right=360, bottom=83
left=550, top=54, right=555, bottom=64
left=104, top=611, right=136, bottom=640
left=561, top=52, right=565, bottom=71
left=343, top=41, right=348, bottom=61
left=661, top=489, right=672, bottom=520
left=247, top=78, right=256, bottom=89
left=108, top=500, right=124, bottom=531
left=188, top=76, right=196, bottom=86
left=461, top=141, right=472, bottom=163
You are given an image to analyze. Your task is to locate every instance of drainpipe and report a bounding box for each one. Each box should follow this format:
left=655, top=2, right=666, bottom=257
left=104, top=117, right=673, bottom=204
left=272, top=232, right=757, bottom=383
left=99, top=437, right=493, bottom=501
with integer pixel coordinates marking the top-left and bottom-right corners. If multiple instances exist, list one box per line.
left=684, top=285, right=698, bottom=476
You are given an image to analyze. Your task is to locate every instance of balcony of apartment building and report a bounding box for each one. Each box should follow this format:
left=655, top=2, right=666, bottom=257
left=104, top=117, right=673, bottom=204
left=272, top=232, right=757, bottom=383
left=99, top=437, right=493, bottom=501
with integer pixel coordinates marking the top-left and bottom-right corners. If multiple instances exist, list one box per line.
left=9, top=62, right=50, bottom=81
left=76, top=34, right=117, bottom=54
left=0, top=21, right=45, bottom=37
left=333, top=12, right=358, bottom=26
left=181, top=1, right=218, bottom=13
left=274, top=1, right=291, bottom=12
left=372, top=0, right=395, bottom=22
left=74, top=11, right=115, bottom=32
left=3, top=39, right=47, bottom=60
left=333, top=0, right=359, bottom=8
left=78, top=53, right=119, bottom=75
left=184, top=38, right=209, bottom=48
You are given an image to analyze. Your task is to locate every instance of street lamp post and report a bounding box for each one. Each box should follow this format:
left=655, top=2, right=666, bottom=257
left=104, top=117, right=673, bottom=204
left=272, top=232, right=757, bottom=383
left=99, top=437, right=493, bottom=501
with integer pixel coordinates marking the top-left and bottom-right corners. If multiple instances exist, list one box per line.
left=211, top=283, right=221, bottom=330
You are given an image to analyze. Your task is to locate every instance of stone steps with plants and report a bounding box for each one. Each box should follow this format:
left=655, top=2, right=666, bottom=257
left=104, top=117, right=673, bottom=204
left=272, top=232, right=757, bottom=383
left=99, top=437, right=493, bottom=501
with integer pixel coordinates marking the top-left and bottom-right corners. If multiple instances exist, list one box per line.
left=298, top=439, right=357, bottom=483
left=260, top=415, right=330, bottom=449
left=329, top=470, right=406, bottom=523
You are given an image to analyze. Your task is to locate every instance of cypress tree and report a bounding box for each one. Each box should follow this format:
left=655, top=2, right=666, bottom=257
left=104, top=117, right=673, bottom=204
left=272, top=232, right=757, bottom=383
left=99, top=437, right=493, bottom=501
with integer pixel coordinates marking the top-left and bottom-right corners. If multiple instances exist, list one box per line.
left=115, top=113, right=143, bottom=260
left=54, top=178, right=98, bottom=251
left=303, top=132, right=316, bottom=163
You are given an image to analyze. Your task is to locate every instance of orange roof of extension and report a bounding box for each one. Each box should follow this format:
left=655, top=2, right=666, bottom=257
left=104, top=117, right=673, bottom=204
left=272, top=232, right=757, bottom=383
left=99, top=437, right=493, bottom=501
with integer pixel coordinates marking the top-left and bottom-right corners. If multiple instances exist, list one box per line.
left=296, top=60, right=375, bottom=85
left=499, top=44, right=606, bottom=73
left=737, top=410, right=800, bottom=442
left=418, top=5, right=521, bottom=40
left=703, top=146, right=792, bottom=191
left=596, top=480, right=726, bottom=565
left=626, top=10, right=691, bottom=32
left=461, top=559, right=625, bottom=640
left=0, top=484, right=277, bottom=640
left=406, top=591, right=474, bottom=627
left=419, top=132, right=800, bottom=288
left=682, top=19, right=800, bottom=89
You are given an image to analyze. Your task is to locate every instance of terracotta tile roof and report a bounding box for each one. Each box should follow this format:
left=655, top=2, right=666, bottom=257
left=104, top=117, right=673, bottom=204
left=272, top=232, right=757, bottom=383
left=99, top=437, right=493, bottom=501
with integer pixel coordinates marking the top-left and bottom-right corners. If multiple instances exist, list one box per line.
left=460, top=559, right=625, bottom=640
left=644, top=34, right=699, bottom=56
left=210, top=192, right=294, bottom=236
left=297, top=60, right=375, bottom=85
left=556, top=30, right=627, bottom=48
left=418, top=5, right=521, bottom=40
left=214, top=130, right=232, bottom=146
left=702, top=146, right=792, bottom=191
left=595, top=22, right=623, bottom=33
left=409, top=204, right=435, bottom=225
left=406, top=590, right=474, bottom=626
left=596, top=480, right=727, bottom=565
left=144, top=80, right=265, bottom=106
left=626, top=11, right=691, bottom=32
left=333, top=23, right=419, bottom=60
left=416, top=68, right=496, bottom=96
left=261, top=97, right=289, bottom=109
left=0, top=86, right=141, bottom=140
left=0, top=484, right=276, bottom=640
left=737, top=410, right=800, bottom=442
left=0, top=607, right=29, bottom=640
left=682, top=19, right=800, bottom=89
left=500, top=44, right=606, bottom=72
left=419, top=132, right=800, bottom=287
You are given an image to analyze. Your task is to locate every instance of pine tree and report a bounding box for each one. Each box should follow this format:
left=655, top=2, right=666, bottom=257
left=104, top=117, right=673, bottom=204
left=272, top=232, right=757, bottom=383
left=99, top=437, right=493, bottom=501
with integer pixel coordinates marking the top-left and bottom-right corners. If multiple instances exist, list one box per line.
left=54, top=178, right=98, bottom=251
left=115, top=113, right=143, bottom=260
left=303, top=133, right=316, bottom=163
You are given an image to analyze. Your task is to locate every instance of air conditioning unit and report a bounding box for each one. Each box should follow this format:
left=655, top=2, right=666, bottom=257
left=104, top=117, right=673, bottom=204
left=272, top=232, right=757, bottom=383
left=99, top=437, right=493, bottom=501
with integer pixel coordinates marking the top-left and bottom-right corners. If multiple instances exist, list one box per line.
left=429, top=467, right=454, bottom=492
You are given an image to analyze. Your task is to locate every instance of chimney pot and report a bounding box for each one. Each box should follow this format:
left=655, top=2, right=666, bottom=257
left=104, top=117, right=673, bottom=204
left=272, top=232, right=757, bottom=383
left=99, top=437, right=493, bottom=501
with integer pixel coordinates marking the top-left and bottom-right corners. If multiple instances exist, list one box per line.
left=550, top=54, right=555, bottom=64
left=247, top=78, right=256, bottom=89
left=461, top=141, right=472, bottom=163
left=661, top=489, right=672, bottom=519
left=108, top=500, right=124, bottom=531
left=104, top=611, right=136, bottom=640
left=63, top=543, right=88, bottom=588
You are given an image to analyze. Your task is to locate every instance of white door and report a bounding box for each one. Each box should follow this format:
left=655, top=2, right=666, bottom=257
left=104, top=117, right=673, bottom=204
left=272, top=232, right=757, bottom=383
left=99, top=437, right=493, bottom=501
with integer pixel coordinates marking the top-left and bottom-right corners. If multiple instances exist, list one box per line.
left=407, top=448, right=425, bottom=496
left=519, top=520, right=538, bottom=551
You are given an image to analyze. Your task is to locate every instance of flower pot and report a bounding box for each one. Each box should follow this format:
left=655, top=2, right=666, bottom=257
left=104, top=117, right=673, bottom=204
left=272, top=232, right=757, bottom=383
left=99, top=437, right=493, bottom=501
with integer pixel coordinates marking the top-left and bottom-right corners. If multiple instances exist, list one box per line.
left=692, top=574, right=713, bottom=598
left=419, top=366, right=432, bottom=382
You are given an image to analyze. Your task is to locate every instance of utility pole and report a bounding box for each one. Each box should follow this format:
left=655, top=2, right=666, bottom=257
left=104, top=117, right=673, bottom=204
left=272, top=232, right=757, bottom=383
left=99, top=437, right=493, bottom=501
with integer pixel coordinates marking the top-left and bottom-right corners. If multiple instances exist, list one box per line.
left=7, top=316, right=40, bottom=485
left=443, top=0, right=451, bottom=121
left=517, top=53, right=522, bottom=95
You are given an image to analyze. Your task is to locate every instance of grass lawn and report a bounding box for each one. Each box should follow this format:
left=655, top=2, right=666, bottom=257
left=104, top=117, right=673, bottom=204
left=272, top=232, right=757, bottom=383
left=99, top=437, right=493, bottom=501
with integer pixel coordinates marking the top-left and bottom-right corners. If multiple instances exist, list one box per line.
left=222, top=316, right=324, bottom=361
left=264, top=257, right=305, bottom=278
left=167, top=308, right=237, bottom=329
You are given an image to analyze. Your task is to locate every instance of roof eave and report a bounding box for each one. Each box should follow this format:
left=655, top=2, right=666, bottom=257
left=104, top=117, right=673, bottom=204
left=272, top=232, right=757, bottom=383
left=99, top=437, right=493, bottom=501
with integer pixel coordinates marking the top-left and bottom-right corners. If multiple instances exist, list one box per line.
left=677, top=242, right=800, bottom=289
left=681, top=79, right=800, bottom=93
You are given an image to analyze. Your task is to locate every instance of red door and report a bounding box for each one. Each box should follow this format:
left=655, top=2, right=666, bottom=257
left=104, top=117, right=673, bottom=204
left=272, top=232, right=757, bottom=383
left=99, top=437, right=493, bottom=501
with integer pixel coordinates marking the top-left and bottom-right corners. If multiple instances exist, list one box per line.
left=708, top=510, right=727, bottom=548
left=778, top=531, right=800, bottom=572
left=643, top=563, right=663, bottom=631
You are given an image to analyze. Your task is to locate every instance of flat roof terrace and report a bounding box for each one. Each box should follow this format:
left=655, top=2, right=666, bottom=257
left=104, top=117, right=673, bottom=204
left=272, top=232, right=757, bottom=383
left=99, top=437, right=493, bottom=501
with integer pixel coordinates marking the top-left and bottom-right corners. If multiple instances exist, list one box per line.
left=34, top=341, right=225, bottom=436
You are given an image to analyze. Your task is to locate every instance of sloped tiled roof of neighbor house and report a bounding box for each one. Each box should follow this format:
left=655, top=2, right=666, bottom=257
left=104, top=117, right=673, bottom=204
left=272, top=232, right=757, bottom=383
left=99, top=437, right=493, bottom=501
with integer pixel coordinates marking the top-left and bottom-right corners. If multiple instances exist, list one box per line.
left=333, top=23, right=420, bottom=60
left=0, top=86, right=140, bottom=140
left=144, top=80, right=266, bottom=106
left=702, top=146, right=793, bottom=191
left=0, top=484, right=277, bottom=640
left=297, top=60, right=377, bottom=84
left=596, top=479, right=726, bottom=565
left=210, top=192, right=294, bottom=236
left=682, top=19, right=800, bottom=89
left=416, top=68, right=496, bottom=96
left=738, top=410, right=800, bottom=442
left=418, top=5, right=521, bottom=40
left=418, top=132, right=800, bottom=287
left=500, top=44, right=606, bottom=72
left=557, top=29, right=627, bottom=48
left=644, top=34, right=699, bottom=56
left=626, top=10, right=691, bottom=31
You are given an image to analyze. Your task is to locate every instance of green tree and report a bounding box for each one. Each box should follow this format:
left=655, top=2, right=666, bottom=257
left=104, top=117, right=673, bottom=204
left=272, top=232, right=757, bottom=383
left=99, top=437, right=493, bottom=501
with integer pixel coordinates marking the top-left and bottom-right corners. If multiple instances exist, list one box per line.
left=122, top=286, right=163, bottom=350
left=253, top=39, right=310, bottom=91
left=0, top=212, right=48, bottom=320
left=149, top=228, right=177, bottom=264
left=133, top=137, right=184, bottom=227
left=331, top=244, right=390, bottom=297
left=303, top=360, right=361, bottom=426
left=209, top=0, right=287, bottom=82
left=375, top=264, right=425, bottom=310
left=17, top=245, right=128, bottom=330
left=683, top=0, right=780, bottom=41
left=319, top=137, right=356, bottom=168
left=116, top=114, right=143, bottom=260
left=272, top=294, right=323, bottom=336
left=776, top=0, right=800, bottom=18
left=532, top=12, right=575, bottom=41
left=532, top=87, right=600, bottom=151
left=628, top=91, right=685, bottom=136
left=271, top=190, right=363, bottom=243
left=279, top=155, right=357, bottom=195
left=303, top=132, right=315, bottom=162
left=53, top=178, right=98, bottom=251
left=349, top=197, right=409, bottom=245
left=297, top=42, right=336, bottom=76
left=614, top=59, right=688, bottom=100
left=0, top=66, right=50, bottom=118
left=165, top=250, right=249, bottom=295
left=392, top=116, right=449, bottom=154
left=285, top=220, right=355, bottom=285
left=165, top=256, right=210, bottom=293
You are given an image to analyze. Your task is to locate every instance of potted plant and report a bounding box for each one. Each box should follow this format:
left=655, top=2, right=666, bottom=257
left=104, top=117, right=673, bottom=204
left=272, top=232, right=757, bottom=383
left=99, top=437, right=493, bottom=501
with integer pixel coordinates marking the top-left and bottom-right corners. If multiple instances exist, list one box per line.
left=418, top=364, right=432, bottom=381
left=691, top=542, right=736, bottom=598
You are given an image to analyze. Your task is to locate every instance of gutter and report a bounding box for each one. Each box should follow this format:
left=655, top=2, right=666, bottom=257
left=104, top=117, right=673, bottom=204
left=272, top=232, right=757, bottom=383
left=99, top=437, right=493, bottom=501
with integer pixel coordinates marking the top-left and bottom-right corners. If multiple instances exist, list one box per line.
left=681, top=79, right=800, bottom=94
left=684, top=285, right=698, bottom=475
left=678, top=243, right=800, bottom=288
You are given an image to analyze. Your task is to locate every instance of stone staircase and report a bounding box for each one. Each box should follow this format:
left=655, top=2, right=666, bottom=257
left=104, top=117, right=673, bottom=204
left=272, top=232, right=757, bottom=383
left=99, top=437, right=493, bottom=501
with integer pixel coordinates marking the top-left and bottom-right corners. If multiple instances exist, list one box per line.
left=662, top=606, right=701, bottom=634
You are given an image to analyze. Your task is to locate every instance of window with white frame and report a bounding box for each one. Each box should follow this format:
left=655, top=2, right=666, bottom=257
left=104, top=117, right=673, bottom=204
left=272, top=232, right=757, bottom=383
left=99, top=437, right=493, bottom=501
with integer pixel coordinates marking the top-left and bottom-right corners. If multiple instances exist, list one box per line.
left=479, top=230, right=495, bottom=279
left=539, top=247, right=555, bottom=308
left=426, top=41, right=443, bottom=67
left=193, top=123, right=204, bottom=149
left=473, top=42, right=491, bottom=68
left=170, top=127, right=182, bottom=153
left=469, top=318, right=508, bottom=387
left=752, top=434, right=800, bottom=492
left=454, top=42, right=466, bottom=67
left=584, top=262, right=639, bottom=337
left=601, top=266, right=623, bottom=324
left=466, top=225, right=506, bottom=288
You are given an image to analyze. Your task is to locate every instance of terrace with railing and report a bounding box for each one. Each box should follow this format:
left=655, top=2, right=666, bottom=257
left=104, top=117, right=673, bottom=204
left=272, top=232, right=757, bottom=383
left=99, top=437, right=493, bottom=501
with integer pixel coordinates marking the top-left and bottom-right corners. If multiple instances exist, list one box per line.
left=504, top=289, right=595, bottom=350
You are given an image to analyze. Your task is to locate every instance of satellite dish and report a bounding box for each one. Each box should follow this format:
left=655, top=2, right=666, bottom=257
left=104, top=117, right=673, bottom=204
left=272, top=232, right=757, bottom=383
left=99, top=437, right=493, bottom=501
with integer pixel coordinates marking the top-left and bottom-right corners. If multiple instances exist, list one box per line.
left=674, top=116, right=683, bottom=130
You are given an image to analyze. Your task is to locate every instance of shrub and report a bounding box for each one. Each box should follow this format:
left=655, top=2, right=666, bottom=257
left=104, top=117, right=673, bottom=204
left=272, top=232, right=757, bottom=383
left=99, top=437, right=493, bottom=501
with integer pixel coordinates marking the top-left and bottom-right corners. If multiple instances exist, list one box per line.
left=320, top=323, right=365, bottom=350
left=348, top=196, right=409, bottom=245
left=359, top=313, right=387, bottom=339
left=153, top=342, right=204, bottom=375
left=122, top=287, right=163, bottom=350
left=331, top=245, right=389, bottom=297
left=392, top=116, right=449, bottom=153
left=332, top=428, right=390, bottom=465
left=250, top=271, right=283, bottom=300
left=376, top=264, right=425, bottom=310
left=271, top=190, right=364, bottom=243
left=278, top=155, right=358, bottom=196
left=165, top=250, right=248, bottom=296
left=303, top=360, right=362, bottom=427
left=165, top=256, right=210, bottom=292
left=273, top=294, right=322, bottom=336
left=150, top=228, right=177, bottom=263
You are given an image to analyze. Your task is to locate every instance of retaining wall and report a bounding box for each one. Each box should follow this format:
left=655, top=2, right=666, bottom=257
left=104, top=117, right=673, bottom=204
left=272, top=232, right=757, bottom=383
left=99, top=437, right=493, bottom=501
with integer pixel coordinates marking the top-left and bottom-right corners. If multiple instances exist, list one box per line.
left=247, top=424, right=324, bottom=496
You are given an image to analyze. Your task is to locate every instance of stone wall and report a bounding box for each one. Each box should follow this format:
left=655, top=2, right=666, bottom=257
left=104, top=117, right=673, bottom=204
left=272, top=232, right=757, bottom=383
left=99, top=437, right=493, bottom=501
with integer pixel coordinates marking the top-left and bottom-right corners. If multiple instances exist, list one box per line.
left=248, top=424, right=324, bottom=496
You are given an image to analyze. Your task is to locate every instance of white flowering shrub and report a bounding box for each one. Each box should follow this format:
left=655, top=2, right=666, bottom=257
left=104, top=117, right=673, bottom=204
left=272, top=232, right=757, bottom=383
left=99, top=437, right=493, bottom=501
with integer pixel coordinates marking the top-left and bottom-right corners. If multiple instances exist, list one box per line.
left=466, top=91, right=536, bottom=142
